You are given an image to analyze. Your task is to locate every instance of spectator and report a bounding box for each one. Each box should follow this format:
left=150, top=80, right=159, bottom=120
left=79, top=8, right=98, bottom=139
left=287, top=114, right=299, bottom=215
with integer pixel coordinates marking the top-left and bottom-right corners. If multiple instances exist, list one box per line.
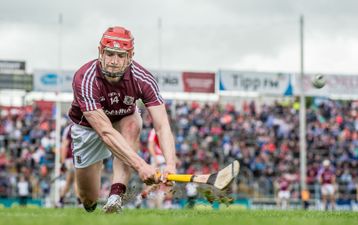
left=17, top=175, right=30, bottom=207
left=185, top=183, right=198, bottom=209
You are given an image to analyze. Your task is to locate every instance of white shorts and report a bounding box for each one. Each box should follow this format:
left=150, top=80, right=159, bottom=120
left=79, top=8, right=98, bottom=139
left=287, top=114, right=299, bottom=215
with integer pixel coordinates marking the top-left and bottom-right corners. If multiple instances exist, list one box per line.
left=278, top=190, right=290, bottom=200
left=71, top=124, right=112, bottom=168
left=321, top=184, right=335, bottom=196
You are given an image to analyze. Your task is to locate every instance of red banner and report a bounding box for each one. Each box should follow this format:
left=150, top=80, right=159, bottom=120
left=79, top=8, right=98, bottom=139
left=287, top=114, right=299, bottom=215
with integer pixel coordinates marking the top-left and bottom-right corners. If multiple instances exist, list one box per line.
left=182, top=72, right=215, bottom=93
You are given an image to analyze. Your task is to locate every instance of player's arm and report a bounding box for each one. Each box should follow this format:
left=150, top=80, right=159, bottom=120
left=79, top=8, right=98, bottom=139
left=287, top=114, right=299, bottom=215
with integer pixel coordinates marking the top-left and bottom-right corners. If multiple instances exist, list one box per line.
left=83, top=109, right=157, bottom=183
left=332, top=175, right=338, bottom=192
left=147, top=104, right=176, bottom=171
left=332, top=174, right=336, bottom=185
left=318, top=172, right=323, bottom=184
left=288, top=182, right=293, bottom=192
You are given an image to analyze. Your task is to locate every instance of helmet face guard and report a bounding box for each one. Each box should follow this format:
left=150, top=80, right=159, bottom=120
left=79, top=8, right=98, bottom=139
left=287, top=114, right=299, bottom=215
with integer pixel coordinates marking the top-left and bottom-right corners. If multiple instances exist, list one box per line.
left=99, top=26, right=134, bottom=78
left=99, top=48, right=131, bottom=78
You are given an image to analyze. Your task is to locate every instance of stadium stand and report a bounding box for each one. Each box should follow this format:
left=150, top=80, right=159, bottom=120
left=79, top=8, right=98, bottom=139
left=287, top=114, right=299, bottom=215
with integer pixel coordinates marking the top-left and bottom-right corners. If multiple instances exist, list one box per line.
left=0, top=98, right=357, bottom=208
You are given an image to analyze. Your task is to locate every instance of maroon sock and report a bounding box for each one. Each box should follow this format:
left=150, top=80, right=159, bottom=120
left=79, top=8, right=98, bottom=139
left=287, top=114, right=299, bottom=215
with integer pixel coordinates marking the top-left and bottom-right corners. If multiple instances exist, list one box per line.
left=109, top=183, right=126, bottom=196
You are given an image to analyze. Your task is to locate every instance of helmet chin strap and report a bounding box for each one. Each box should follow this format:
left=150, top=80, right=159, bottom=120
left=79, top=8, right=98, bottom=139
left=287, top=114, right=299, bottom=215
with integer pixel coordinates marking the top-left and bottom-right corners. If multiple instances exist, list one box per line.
left=102, top=69, right=124, bottom=78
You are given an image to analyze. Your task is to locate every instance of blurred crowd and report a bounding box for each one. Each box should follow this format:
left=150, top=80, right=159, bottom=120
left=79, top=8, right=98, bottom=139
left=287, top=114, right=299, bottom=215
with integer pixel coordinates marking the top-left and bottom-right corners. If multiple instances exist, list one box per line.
left=0, top=104, right=56, bottom=199
left=140, top=98, right=358, bottom=203
left=0, top=98, right=357, bottom=204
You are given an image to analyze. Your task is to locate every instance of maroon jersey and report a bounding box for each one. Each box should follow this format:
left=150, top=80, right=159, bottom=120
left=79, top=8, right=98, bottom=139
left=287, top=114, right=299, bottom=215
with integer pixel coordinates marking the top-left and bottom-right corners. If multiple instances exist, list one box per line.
left=320, top=169, right=335, bottom=184
left=69, top=60, right=164, bottom=127
left=62, top=124, right=73, bottom=159
left=278, top=177, right=290, bottom=191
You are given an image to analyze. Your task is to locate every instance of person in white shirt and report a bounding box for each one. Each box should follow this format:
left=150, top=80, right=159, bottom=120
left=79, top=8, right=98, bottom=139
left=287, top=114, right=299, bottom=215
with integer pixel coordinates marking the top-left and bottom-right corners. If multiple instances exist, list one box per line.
left=17, top=175, right=30, bottom=207
left=185, top=183, right=198, bottom=209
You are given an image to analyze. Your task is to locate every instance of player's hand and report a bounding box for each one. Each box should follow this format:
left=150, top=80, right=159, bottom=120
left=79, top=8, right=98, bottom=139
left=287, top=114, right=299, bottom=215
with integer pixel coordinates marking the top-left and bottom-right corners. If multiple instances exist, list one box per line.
left=138, top=163, right=160, bottom=185
left=161, top=164, right=176, bottom=186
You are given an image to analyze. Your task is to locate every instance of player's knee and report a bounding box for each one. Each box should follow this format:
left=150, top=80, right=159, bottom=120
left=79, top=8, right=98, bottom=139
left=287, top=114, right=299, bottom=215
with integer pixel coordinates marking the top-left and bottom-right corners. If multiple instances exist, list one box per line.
left=79, top=192, right=98, bottom=201
left=123, top=121, right=141, bottom=140
left=82, top=198, right=98, bottom=212
left=83, top=200, right=97, bottom=212
left=130, top=120, right=141, bottom=136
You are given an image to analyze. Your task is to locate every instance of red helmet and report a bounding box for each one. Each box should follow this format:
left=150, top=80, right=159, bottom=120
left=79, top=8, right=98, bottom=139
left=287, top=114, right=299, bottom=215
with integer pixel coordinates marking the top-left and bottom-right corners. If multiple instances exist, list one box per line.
left=99, top=26, right=134, bottom=77
left=99, top=26, right=134, bottom=57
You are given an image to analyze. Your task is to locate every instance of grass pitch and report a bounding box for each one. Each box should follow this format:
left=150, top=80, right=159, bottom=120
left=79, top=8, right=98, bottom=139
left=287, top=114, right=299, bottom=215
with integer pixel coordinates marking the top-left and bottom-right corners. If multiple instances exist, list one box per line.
left=1, top=208, right=357, bottom=225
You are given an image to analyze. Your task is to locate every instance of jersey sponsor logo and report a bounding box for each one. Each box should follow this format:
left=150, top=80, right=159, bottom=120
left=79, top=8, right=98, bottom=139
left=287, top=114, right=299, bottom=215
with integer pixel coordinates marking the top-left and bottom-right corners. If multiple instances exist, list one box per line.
left=123, top=95, right=134, bottom=105
left=103, top=107, right=132, bottom=115
left=99, top=96, right=105, bottom=102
